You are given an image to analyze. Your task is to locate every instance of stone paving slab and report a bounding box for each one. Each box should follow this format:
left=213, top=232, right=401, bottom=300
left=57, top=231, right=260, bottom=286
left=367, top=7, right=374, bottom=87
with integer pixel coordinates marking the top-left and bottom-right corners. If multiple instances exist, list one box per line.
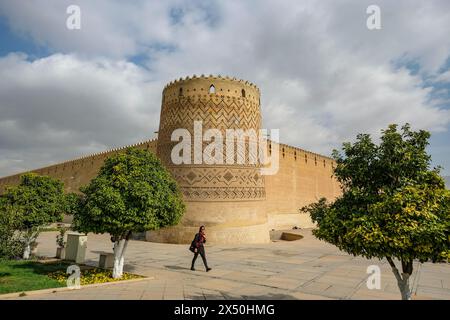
left=2, top=229, right=449, bottom=300
left=320, top=285, right=357, bottom=299
left=314, top=275, right=364, bottom=288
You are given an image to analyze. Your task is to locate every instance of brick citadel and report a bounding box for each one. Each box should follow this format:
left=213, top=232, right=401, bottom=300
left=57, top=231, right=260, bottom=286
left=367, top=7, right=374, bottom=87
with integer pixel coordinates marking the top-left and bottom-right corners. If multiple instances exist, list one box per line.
left=0, top=75, right=341, bottom=244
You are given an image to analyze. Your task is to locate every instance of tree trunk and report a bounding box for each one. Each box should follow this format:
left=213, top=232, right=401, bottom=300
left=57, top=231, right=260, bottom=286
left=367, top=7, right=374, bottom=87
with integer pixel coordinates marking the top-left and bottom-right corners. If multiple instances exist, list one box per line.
left=112, top=232, right=131, bottom=279
left=112, top=238, right=128, bottom=279
left=118, top=239, right=128, bottom=277
left=398, top=274, right=412, bottom=300
left=23, top=241, right=31, bottom=260
left=22, top=228, right=39, bottom=260
left=22, top=230, right=33, bottom=259
left=387, top=257, right=413, bottom=300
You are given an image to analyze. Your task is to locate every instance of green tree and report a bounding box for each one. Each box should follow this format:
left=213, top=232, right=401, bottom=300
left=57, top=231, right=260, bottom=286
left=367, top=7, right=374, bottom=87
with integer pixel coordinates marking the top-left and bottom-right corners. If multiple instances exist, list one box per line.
left=301, top=124, right=450, bottom=300
left=2, top=173, right=66, bottom=259
left=0, top=201, right=25, bottom=259
left=64, top=192, right=82, bottom=216
left=73, top=148, right=185, bottom=278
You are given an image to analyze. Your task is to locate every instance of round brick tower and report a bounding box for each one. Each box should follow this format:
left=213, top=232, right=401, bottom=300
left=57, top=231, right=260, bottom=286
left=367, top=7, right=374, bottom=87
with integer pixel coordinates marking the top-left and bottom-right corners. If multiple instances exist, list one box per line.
left=146, top=75, right=270, bottom=244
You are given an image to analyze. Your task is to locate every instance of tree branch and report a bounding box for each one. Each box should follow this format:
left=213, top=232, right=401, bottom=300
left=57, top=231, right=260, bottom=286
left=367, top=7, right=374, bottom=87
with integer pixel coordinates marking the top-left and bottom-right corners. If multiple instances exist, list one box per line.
left=386, top=256, right=396, bottom=268
left=402, top=259, right=413, bottom=275
left=387, top=257, right=402, bottom=282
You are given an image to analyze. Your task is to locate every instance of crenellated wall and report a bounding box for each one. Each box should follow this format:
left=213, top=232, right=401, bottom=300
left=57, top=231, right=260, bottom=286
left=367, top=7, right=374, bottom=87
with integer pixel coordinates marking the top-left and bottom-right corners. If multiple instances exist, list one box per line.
left=265, top=142, right=340, bottom=230
left=0, top=139, right=158, bottom=196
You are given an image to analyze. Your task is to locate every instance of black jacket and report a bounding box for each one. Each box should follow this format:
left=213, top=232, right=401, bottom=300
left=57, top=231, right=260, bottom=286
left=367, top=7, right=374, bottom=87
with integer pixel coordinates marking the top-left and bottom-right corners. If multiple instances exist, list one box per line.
left=194, top=233, right=206, bottom=248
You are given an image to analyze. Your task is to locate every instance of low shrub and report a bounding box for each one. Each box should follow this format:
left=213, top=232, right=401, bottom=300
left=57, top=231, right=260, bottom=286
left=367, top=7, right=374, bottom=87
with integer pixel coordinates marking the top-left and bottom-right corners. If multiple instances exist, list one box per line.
left=0, top=205, right=25, bottom=259
left=48, top=267, right=143, bottom=285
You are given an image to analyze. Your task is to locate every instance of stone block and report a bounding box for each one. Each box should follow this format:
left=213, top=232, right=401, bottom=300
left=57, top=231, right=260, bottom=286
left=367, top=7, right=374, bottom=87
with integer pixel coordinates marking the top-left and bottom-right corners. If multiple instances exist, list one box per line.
left=65, top=233, right=87, bottom=264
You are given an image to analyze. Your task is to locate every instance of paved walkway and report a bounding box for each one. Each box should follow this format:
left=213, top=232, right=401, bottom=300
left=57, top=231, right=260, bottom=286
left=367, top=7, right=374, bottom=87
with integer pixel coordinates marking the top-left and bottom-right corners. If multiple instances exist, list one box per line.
left=3, top=229, right=449, bottom=300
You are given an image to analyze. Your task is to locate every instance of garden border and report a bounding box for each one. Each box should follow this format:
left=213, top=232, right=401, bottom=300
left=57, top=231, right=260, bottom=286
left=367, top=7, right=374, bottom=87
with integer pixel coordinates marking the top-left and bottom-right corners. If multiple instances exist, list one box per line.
left=0, top=275, right=153, bottom=299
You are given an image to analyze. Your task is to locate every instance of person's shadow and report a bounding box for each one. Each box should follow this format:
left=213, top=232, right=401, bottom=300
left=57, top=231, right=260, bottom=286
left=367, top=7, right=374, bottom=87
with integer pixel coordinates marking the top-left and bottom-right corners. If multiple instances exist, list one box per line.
left=165, top=265, right=191, bottom=271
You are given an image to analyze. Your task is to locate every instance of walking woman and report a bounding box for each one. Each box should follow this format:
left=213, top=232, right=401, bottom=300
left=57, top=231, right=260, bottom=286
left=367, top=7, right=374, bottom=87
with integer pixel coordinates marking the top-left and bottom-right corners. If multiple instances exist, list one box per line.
left=191, top=226, right=212, bottom=272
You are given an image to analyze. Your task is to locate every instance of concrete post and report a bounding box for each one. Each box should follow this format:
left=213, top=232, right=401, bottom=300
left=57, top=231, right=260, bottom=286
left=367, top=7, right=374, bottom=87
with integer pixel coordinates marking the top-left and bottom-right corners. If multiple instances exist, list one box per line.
left=65, top=232, right=87, bottom=264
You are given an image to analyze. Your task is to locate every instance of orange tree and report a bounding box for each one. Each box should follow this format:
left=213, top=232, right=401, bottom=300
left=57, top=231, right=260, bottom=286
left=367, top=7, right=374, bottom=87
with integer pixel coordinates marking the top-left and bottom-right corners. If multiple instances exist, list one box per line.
left=73, top=148, right=185, bottom=278
left=302, top=124, right=449, bottom=300
left=1, top=173, right=66, bottom=259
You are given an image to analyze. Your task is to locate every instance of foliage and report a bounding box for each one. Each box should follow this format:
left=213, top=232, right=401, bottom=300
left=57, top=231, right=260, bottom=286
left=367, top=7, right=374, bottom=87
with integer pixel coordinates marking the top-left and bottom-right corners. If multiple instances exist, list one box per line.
left=48, top=268, right=143, bottom=285
left=64, top=192, right=82, bottom=216
left=72, top=147, right=185, bottom=278
left=1, top=173, right=67, bottom=259
left=73, top=148, right=185, bottom=238
left=0, top=259, right=143, bottom=295
left=2, top=173, right=66, bottom=230
left=56, top=224, right=68, bottom=248
left=0, top=203, right=25, bottom=259
left=301, top=123, right=450, bottom=299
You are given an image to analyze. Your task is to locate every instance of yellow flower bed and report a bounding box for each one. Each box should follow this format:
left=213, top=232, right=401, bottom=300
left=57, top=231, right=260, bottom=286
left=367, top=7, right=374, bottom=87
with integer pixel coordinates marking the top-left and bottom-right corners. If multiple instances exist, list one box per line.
left=48, top=268, right=143, bottom=286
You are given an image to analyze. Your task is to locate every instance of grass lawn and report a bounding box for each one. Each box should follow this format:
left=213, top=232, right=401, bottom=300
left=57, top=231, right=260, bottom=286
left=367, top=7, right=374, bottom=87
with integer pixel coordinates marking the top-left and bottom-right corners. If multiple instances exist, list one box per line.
left=0, top=259, right=144, bottom=295
left=0, top=259, right=69, bottom=294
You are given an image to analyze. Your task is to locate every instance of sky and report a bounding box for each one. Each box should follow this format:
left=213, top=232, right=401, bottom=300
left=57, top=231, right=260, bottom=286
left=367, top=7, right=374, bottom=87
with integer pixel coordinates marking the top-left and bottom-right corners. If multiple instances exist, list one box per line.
left=0, top=0, right=449, bottom=178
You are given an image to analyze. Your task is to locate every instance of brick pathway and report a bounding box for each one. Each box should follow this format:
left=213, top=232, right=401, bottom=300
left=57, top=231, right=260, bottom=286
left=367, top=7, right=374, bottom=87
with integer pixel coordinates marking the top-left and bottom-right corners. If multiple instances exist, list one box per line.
left=3, top=229, right=449, bottom=300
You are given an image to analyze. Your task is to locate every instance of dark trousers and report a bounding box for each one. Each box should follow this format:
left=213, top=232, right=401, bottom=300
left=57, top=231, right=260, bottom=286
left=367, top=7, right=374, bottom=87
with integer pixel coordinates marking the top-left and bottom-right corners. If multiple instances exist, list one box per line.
left=191, top=246, right=208, bottom=269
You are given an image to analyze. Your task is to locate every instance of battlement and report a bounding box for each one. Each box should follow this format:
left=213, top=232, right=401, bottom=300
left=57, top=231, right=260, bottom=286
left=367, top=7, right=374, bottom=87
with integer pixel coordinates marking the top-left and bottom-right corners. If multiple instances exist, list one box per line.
left=164, top=74, right=259, bottom=91
left=63, top=137, right=158, bottom=164
left=268, top=140, right=336, bottom=169
left=0, top=138, right=158, bottom=182
left=162, top=75, right=260, bottom=104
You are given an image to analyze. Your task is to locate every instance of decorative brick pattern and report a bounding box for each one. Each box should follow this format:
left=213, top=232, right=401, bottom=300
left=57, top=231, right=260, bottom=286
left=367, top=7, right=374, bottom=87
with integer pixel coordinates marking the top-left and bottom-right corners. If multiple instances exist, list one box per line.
left=157, top=76, right=265, bottom=201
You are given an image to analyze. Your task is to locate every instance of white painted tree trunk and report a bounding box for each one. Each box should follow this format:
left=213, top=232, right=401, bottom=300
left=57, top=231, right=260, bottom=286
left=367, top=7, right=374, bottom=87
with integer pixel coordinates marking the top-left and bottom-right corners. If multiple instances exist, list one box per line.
left=398, top=273, right=412, bottom=300
left=21, top=228, right=38, bottom=260
left=387, top=257, right=413, bottom=300
left=112, top=239, right=128, bottom=279
left=118, top=239, right=128, bottom=277
left=112, top=240, right=123, bottom=278
left=23, top=241, right=31, bottom=260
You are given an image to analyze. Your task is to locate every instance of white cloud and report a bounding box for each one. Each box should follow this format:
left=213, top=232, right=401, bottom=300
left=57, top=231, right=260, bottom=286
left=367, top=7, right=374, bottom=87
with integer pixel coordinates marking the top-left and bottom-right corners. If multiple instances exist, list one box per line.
left=436, top=70, right=450, bottom=83
left=0, top=0, right=449, bottom=176
left=0, top=53, right=160, bottom=176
